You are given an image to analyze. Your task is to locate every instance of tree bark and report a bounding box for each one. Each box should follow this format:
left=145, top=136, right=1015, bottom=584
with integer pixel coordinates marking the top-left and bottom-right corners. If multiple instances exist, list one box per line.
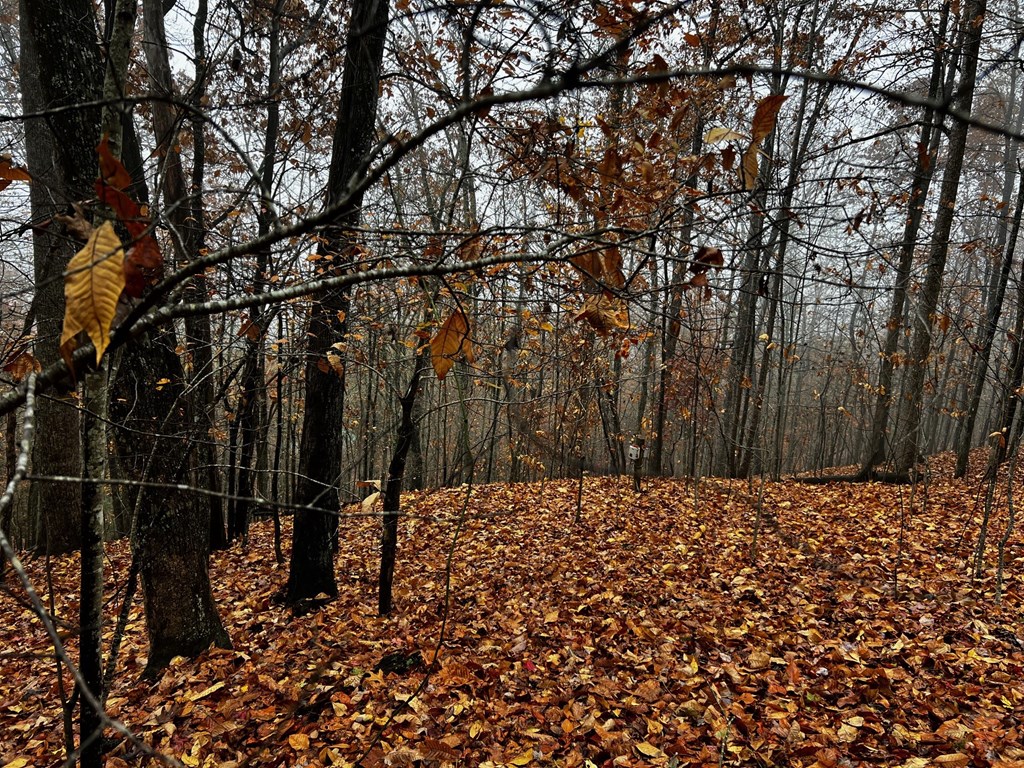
left=19, top=0, right=89, bottom=554
left=379, top=352, right=427, bottom=615
left=861, top=2, right=950, bottom=477
left=190, top=0, right=229, bottom=552
left=101, top=0, right=232, bottom=676
left=111, top=326, right=231, bottom=676
left=286, top=0, right=390, bottom=607
left=1, top=411, right=14, bottom=574
left=79, top=373, right=105, bottom=768
left=895, top=0, right=987, bottom=478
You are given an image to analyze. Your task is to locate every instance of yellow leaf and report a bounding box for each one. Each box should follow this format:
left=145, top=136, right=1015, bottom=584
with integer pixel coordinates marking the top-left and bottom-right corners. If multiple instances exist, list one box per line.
left=60, top=221, right=125, bottom=364
left=4, top=759, right=30, bottom=768
left=507, top=750, right=533, bottom=766
left=837, top=722, right=860, bottom=743
left=430, top=310, right=470, bottom=381
left=288, top=732, right=311, bottom=751
left=188, top=680, right=225, bottom=701
left=751, top=93, right=788, bottom=141
left=635, top=742, right=665, bottom=758
left=704, top=127, right=746, bottom=144
left=470, top=721, right=483, bottom=738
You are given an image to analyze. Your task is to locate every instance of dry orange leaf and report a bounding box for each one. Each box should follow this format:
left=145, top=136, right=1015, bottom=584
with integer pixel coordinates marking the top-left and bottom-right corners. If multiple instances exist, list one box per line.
left=430, top=310, right=471, bottom=381
left=575, top=293, right=630, bottom=335
left=740, top=139, right=761, bottom=190
left=0, top=155, right=31, bottom=193
left=704, top=127, right=746, bottom=145
left=97, top=135, right=133, bottom=191
left=419, top=739, right=459, bottom=762
left=751, top=93, right=789, bottom=141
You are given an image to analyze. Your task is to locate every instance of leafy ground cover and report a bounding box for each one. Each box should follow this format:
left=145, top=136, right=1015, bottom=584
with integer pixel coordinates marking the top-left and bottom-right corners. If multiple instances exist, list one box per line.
left=2, top=459, right=1023, bottom=767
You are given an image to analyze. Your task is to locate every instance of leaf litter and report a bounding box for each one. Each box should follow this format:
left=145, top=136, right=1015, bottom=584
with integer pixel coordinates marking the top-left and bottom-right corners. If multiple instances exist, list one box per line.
left=1, top=460, right=1022, bottom=767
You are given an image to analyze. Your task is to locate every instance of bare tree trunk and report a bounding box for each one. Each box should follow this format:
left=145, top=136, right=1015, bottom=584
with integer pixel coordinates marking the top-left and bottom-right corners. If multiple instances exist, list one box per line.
left=895, top=0, right=987, bottom=478
left=232, top=0, right=284, bottom=541
left=19, top=0, right=88, bottom=554
left=79, top=373, right=105, bottom=768
left=379, top=351, right=428, bottom=615
left=996, top=273, right=1024, bottom=461
left=286, top=0, right=390, bottom=607
left=954, top=96, right=1024, bottom=477
left=0, top=411, right=14, bottom=574
left=190, top=0, right=229, bottom=552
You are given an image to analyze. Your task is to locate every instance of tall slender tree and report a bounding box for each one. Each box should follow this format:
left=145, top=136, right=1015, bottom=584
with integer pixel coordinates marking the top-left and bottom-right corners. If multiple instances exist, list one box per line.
left=286, top=0, right=391, bottom=607
left=895, top=0, right=988, bottom=478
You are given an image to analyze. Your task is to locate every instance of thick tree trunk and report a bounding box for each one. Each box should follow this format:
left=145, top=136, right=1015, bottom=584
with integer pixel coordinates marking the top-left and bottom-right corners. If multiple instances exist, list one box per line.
left=286, top=0, right=390, bottom=607
left=98, top=0, right=231, bottom=676
left=111, top=326, right=230, bottom=676
left=142, top=0, right=223, bottom=547
left=19, top=0, right=89, bottom=554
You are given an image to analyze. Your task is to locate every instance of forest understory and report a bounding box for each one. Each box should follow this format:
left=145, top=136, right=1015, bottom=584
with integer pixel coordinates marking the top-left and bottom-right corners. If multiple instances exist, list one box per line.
left=2, top=453, right=1023, bottom=768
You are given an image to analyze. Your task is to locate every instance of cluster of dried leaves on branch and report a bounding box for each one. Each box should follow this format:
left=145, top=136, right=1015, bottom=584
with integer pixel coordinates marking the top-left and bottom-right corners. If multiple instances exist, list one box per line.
left=2, top=459, right=1023, bottom=768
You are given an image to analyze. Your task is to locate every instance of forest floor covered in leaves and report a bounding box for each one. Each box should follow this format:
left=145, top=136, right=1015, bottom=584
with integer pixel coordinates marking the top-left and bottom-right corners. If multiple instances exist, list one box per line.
left=2, top=455, right=1024, bottom=768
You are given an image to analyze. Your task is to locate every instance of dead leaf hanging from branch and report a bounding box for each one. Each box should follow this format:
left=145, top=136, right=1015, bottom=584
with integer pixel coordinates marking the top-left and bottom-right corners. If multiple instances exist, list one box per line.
left=60, top=220, right=126, bottom=366
left=430, top=310, right=473, bottom=380
left=751, top=93, right=788, bottom=141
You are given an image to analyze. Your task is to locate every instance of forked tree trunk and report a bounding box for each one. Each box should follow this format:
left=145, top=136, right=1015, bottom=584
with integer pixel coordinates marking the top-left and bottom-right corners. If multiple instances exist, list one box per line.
left=954, top=88, right=1024, bottom=477
left=862, top=3, right=950, bottom=477
left=100, top=0, right=231, bottom=676
left=895, top=0, right=987, bottom=478
left=379, top=352, right=428, bottom=615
